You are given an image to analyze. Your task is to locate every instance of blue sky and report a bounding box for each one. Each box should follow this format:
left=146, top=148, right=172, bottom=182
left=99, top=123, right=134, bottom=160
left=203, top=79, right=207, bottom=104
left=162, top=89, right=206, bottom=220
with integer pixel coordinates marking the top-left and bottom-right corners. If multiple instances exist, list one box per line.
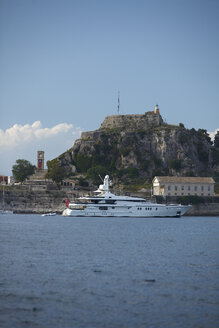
left=0, top=0, right=219, bottom=175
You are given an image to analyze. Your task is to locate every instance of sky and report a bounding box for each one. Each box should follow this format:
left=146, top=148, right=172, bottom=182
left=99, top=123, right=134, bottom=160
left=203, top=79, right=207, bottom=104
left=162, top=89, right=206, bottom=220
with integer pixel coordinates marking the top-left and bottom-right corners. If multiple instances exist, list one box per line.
left=0, top=0, right=219, bottom=176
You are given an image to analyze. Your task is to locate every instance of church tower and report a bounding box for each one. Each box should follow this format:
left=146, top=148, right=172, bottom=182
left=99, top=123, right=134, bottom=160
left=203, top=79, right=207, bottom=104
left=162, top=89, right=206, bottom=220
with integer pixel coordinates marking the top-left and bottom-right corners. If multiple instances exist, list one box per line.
left=37, top=151, right=44, bottom=170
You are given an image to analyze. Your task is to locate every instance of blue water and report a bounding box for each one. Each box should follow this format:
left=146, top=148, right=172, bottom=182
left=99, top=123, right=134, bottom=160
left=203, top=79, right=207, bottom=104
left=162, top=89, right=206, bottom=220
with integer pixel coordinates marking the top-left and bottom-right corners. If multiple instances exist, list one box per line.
left=0, top=215, right=219, bottom=328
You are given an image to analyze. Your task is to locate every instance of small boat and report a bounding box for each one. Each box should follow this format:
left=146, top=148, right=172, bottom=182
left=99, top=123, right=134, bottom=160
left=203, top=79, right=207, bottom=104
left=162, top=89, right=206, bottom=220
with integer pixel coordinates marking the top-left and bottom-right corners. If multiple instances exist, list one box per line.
left=0, top=209, right=13, bottom=215
left=41, top=212, right=56, bottom=216
left=62, top=175, right=192, bottom=218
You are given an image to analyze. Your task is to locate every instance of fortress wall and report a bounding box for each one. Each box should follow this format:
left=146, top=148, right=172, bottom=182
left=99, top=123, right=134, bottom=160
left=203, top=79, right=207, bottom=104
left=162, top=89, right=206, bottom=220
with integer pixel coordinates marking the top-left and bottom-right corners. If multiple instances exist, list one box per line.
left=81, top=111, right=164, bottom=139
left=81, top=130, right=103, bottom=140
left=100, top=111, right=163, bottom=131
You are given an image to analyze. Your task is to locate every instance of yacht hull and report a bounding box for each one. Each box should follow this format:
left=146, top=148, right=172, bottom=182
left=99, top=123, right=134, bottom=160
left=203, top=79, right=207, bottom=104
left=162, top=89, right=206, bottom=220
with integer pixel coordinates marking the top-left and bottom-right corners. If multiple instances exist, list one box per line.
left=62, top=205, right=191, bottom=218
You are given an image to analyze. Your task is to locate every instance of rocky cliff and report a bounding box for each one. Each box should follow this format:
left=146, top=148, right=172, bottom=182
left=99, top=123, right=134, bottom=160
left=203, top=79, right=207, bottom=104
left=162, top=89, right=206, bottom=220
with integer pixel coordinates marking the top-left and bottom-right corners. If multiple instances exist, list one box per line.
left=57, top=108, right=219, bottom=185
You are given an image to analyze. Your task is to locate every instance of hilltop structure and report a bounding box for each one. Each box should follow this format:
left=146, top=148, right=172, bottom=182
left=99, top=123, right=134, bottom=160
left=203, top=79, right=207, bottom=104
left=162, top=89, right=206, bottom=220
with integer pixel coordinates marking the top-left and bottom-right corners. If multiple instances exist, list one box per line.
left=100, top=105, right=163, bottom=131
left=81, top=105, right=164, bottom=139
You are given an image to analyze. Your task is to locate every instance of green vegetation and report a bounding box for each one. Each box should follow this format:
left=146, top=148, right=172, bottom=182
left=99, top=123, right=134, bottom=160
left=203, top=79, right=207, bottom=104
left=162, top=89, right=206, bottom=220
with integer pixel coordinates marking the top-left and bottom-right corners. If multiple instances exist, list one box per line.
left=178, top=133, right=189, bottom=145
left=124, top=167, right=139, bottom=179
left=12, top=159, right=35, bottom=182
left=78, top=177, right=89, bottom=187
left=140, top=160, right=149, bottom=171
left=197, top=142, right=209, bottom=163
left=211, top=148, right=219, bottom=165
left=152, top=155, right=162, bottom=167
left=214, top=131, right=219, bottom=147
left=169, top=159, right=182, bottom=171
left=74, top=153, right=92, bottom=172
left=45, top=159, right=67, bottom=184
left=197, top=129, right=212, bottom=144
left=120, top=147, right=132, bottom=156
left=87, top=165, right=108, bottom=185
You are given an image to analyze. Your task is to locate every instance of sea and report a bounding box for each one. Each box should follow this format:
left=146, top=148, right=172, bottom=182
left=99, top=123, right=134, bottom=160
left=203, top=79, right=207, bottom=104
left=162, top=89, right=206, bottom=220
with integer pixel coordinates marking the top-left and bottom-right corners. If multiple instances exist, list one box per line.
left=0, top=214, right=218, bottom=328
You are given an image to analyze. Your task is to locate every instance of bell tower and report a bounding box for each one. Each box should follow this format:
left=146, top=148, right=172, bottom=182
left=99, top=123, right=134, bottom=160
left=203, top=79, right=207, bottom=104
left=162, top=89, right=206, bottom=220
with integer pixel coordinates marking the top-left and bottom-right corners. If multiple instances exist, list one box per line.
left=37, top=151, right=44, bottom=170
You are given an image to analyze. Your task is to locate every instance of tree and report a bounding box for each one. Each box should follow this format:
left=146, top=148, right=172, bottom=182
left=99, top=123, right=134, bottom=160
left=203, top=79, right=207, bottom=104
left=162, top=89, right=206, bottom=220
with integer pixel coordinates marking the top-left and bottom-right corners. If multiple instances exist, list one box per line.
left=45, top=159, right=67, bottom=184
left=214, top=131, right=219, bottom=148
left=12, top=159, right=35, bottom=182
left=169, top=159, right=182, bottom=171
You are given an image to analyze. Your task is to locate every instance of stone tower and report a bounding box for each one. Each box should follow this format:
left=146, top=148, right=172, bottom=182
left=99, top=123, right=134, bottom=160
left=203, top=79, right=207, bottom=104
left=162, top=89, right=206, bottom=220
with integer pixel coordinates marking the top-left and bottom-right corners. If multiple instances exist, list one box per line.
left=37, top=151, right=44, bottom=170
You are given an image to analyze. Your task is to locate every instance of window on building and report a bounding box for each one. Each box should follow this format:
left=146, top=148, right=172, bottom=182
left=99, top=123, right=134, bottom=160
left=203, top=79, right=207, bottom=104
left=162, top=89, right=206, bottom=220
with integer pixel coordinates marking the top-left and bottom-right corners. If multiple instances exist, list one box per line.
left=175, top=186, right=177, bottom=191
left=168, top=185, right=171, bottom=190
left=194, top=186, right=197, bottom=191
left=181, top=185, right=184, bottom=190
left=188, top=186, right=191, bottom=191
left=201, top=186, right=204, bottom=191
left=208, top=186, right=210, bottom=191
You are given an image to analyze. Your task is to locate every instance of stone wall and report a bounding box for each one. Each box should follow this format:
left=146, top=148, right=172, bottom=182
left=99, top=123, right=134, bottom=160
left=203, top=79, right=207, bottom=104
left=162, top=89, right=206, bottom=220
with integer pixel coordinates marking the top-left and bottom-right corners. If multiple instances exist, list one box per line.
left=99, top=111, right=164, bottom=132
left=0, top=184, right=84, bottom=214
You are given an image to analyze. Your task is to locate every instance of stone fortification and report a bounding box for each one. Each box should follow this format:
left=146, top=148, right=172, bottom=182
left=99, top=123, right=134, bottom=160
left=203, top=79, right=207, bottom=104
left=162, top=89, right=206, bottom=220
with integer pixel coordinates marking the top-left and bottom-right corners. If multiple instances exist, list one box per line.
left=99, top=111, right=164, bottom=132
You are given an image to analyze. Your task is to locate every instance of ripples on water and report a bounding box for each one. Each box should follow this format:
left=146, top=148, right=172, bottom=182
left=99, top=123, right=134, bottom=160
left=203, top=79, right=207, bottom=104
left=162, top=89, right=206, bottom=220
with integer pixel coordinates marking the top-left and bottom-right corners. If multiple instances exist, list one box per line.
left=0, top=215, right=218, bottom=328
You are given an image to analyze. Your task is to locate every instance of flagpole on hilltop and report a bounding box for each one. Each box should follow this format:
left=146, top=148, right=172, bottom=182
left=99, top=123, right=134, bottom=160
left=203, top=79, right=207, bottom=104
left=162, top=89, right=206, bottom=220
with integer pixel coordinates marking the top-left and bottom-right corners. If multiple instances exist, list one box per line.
left=117, top=91, right=120, bottom=115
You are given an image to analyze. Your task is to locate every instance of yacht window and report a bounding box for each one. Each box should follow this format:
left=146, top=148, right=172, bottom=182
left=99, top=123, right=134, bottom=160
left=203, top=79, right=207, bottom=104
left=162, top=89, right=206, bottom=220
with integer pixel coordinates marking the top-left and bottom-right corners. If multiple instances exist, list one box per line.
left=99, top=206, right=108, bottom=210
left=106, top=200, right=115, bottom=204
left=156, top=208, right=158, bottom=210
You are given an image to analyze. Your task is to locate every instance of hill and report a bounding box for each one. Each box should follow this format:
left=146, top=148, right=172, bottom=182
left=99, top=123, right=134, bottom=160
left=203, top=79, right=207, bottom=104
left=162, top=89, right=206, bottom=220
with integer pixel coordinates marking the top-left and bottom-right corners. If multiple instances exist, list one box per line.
left=56, top=107, right=219, bottom=187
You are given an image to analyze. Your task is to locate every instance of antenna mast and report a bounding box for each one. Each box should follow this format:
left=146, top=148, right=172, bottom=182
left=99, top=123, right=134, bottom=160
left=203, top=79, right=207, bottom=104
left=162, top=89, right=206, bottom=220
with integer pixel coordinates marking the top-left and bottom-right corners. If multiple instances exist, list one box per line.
left=117, top=91, right=120, bottom=115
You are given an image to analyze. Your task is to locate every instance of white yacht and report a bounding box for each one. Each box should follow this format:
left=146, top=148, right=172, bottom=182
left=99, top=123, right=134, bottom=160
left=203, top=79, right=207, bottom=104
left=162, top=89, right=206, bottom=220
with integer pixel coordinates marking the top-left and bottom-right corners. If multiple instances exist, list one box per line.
left=62, top=175, right=191, bottom=218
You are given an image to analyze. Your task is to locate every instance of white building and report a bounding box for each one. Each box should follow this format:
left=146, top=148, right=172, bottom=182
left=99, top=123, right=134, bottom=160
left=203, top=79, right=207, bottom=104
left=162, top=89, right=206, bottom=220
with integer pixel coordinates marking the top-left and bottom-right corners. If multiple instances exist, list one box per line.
left=153, top=176, right=215, bottom=197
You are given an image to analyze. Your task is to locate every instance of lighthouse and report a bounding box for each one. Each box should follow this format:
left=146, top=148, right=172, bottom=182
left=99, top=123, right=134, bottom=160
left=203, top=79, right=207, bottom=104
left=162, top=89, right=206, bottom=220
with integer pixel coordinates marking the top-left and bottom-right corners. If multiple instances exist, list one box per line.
left=154, top=104, right=159, bottom=114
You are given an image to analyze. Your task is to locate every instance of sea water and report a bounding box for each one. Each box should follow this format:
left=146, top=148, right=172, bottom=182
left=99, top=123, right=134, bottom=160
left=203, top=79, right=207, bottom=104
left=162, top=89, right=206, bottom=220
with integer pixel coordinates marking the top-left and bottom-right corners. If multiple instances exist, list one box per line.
left=0, top=214, right=218, bottom=328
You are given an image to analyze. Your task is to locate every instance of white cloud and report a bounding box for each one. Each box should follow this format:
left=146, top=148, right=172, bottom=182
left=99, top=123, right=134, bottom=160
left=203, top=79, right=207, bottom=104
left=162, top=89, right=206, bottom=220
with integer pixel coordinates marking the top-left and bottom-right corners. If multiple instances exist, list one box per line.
left=0, top=121, right=83, bottom=176
left=208, top=128, right=219, bottom=141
